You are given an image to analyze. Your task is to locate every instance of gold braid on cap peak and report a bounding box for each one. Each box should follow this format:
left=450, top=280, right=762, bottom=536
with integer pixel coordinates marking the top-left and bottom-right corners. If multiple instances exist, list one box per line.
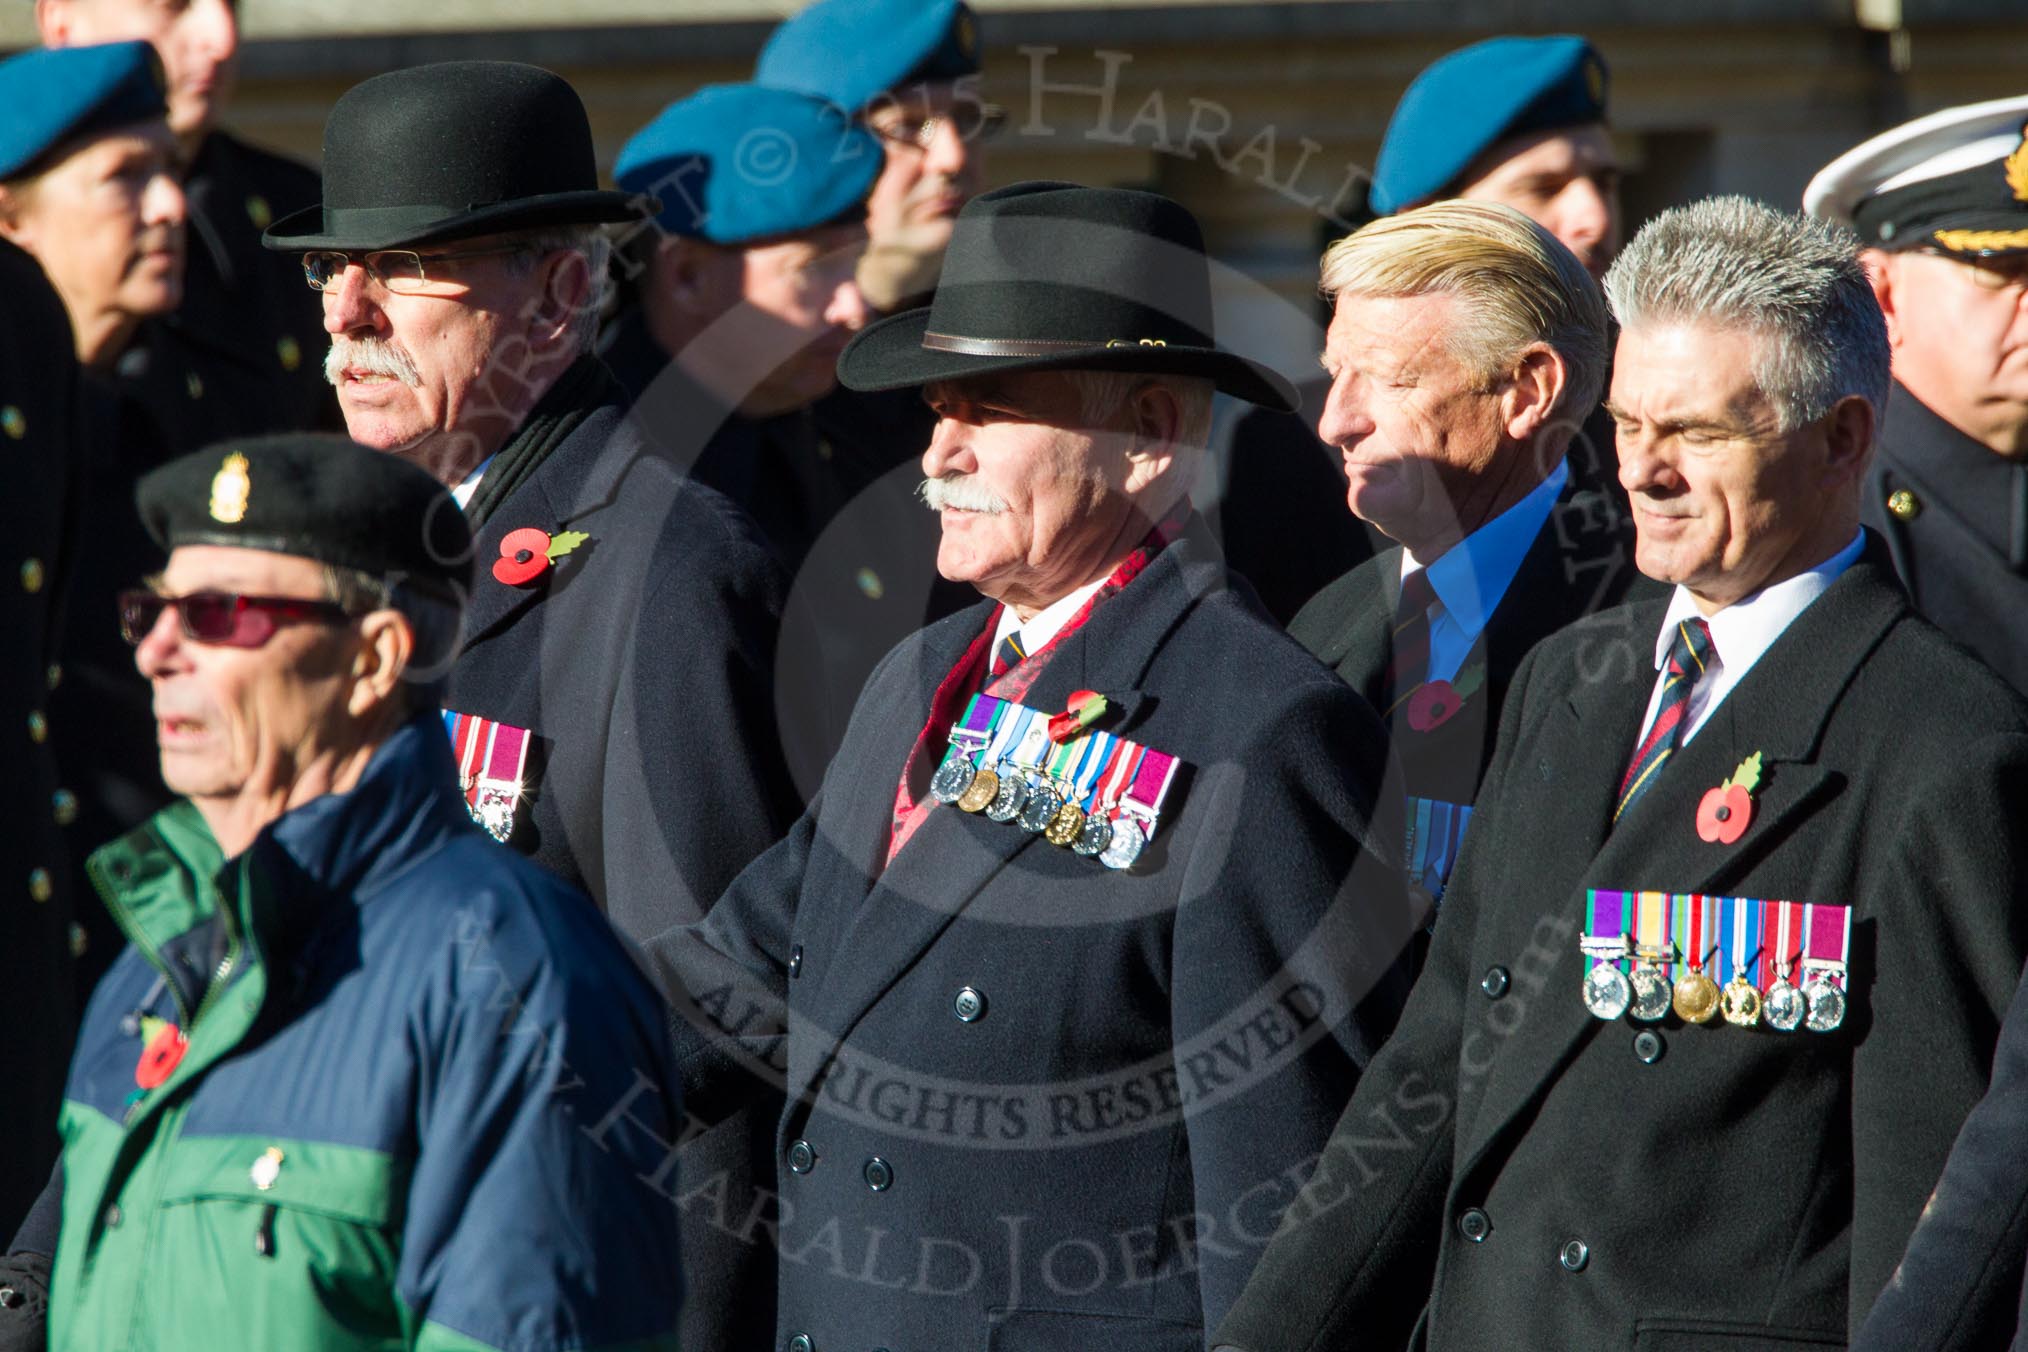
left=2006, top=121, right=2028, bottom=205
left=1932, top=227, right=2028, bottom=253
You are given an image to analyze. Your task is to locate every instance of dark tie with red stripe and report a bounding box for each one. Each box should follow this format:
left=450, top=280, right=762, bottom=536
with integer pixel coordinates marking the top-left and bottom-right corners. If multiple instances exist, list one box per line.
left=1382, top=568, right=1440, bottom=718
left=1615, top=617, right=1716, bottom=822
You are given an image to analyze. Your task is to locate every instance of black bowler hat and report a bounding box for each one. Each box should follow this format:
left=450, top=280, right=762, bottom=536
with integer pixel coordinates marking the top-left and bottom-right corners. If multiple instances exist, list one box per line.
left=836, top=181, right=1299, bottom=411
left=137, top=435, right=473, bottom=595
left=262, top=61, right=645, bottom=253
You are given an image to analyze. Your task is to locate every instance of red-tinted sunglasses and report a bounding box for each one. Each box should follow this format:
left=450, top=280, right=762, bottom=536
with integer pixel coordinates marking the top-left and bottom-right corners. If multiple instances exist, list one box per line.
left=118, top=589, right=356, bottom=648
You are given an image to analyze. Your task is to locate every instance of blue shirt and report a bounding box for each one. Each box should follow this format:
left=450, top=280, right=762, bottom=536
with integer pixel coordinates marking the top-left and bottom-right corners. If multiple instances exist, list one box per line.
left=1401, top=458, right=1569, bottom=683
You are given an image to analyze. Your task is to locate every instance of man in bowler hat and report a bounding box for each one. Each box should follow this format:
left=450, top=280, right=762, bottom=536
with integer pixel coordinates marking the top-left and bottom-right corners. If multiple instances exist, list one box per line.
left=256, top=65, right=797, bottom=1351
left=1214, top=197, right=2028, bottom=1351
left=42, top=436, right=681, bottom=1351
left=646, top=181, right=1416, bottom=1351
left=262, top=60, right=796, bottom=942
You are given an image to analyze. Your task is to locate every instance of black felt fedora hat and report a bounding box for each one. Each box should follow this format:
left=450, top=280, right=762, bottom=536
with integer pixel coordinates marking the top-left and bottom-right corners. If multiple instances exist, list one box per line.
left=262, top=61, right=646, bottom=252
left=837, top=181, right=1298, bottom=411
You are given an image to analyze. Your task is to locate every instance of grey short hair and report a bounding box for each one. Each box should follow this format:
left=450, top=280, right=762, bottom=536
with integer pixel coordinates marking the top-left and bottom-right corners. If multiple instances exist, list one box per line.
left=322, top=565, right=464, bottom=713
left=1602, top=196, right=1890, bottom=432
left=505, top=225, right=613, bottom=355
left=1065, top=369, right=1217, bottom=449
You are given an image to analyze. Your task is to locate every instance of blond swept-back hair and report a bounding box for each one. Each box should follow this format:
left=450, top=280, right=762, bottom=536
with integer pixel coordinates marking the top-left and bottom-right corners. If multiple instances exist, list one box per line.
left=1320, top=200, right=1609, bottom=423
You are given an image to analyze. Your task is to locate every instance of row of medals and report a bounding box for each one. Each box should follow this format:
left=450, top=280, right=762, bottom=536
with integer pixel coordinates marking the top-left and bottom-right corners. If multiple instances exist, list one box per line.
left=1580, top=941, right=1846, bottom=1033
left=929, top=749, right=1144, bottom=870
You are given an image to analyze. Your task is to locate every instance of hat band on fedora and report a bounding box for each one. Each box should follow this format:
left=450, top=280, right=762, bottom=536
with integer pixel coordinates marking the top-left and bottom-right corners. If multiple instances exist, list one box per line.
left=922, top=331, right=1173, bottom=358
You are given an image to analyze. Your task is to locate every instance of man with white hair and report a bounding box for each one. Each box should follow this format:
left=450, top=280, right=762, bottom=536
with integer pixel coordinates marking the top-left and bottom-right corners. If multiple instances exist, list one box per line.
left=1806, top=95, right=2028, bottom=694
left=263, top=61, right=796, bottom=940
left=1214, top=196, right=2028, bottom=1350
left=1288, top=201, right=1643, bottom=926
left=645, top=182, right=1416, bottom=1352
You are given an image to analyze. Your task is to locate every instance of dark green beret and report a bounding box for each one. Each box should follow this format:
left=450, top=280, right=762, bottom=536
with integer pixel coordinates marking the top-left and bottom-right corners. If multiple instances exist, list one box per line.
left=136, top=435, right=472, bottom=596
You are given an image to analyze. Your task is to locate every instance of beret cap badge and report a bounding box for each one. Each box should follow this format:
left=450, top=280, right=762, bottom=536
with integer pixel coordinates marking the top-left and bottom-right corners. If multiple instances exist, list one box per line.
left=208, top=453, right=251, bottom=525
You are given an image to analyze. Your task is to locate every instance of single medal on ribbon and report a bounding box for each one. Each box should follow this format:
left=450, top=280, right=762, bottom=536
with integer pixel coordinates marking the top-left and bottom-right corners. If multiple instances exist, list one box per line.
left=1719, top=895, right=1765, bottom=1027
left=983, top=707, right=1044, bottom=822
left=932, top=695, right=1001, bottom=806
left=1045, top=733, right=1110, bottom=847
left=443, top=709, right=531, bottom=843
left=1580, top=889, right=1634, bottom=1021
left=1100, top=747, right=1179, bottom=871
left=1075, top=740, right=1142, bottom=857
left=1671, top=893, right=1722, bottom=1024
left=1628, top=891, right=1675, bottom=1022
left=1801, top=902, right=1853, bottom=1033
left=1763, top=899, right=1807, bottom=1032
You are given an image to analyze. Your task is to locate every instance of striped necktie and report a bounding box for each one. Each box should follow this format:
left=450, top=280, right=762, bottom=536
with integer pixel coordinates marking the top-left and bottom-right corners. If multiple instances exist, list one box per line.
left=1615, top=617, right=1716, bottom=822
left=1382, top=568, right=1440, bottom=717
left=991, top=630, right=1026, bottom=680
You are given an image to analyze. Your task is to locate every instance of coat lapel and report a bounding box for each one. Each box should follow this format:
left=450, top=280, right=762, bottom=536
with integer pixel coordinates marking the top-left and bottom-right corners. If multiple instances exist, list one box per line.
left=1456, top=546, right=1910, bottom=1168
left=787, top=528, right=1228, bottom=1104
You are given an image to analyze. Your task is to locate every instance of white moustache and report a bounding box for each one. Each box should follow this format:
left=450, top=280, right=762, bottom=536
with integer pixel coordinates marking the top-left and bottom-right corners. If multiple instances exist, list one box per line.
left=325, top=336, right=422, bottom=388
left=919, top=475, right=1009, bottom=514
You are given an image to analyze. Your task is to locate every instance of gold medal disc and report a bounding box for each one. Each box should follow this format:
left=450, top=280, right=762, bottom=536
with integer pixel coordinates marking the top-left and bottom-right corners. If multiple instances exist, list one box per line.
left=956, top=766, right=1000, bottom=813
left=1044, top=801, right=1085, bottom=847
left=1672, top=970, right=1722, bottom=1024
left=1720, top=974, right=1763, bottom=1027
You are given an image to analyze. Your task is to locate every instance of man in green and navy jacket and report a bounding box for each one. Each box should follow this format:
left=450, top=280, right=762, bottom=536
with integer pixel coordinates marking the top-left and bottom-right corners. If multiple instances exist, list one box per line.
left=39, top=434, right=684, bottom=1350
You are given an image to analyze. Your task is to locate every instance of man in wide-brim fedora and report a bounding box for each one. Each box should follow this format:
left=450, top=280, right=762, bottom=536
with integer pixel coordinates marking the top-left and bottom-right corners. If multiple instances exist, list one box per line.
left=259, top=63, right=802, bottom=1350
left=644, top=181, right=1416, bottom=1351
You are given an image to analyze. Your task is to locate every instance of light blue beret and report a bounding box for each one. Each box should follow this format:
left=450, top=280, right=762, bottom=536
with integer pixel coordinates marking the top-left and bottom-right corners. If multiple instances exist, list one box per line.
left=1371, top=35, right=1609, bottom=217
left=615, top=83, right=882, bottom=244
left=755, top=0, right=981, bottom=114
left=0, top=41, right=166, bottom=182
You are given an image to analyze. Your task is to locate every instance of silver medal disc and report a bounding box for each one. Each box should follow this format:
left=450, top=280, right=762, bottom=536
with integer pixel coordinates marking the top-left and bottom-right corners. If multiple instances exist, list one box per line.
left=1803, top=978, right=1847, bottom=1033
left=1018, top=785, right=1064, bottom=833
left=1628, top=965, right=1672, bottom=1022
left=1764, top=977, right=1806, bottom=1032
left=984, top=769, right=1030, bottom=822
left=1582, top=964, right=1632, bottom=1021
left=1099, top=819, right=1147, bottom=870
left=1073, top=814, right=1114, bottom=857
left=930, top=752, right=977, bottom=805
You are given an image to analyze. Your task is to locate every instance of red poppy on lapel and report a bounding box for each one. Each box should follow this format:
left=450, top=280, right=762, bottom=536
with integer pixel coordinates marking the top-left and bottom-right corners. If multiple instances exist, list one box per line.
left=1697, top=751, right=1764, bottom=845
left=492, top=526, right=590, bottom=587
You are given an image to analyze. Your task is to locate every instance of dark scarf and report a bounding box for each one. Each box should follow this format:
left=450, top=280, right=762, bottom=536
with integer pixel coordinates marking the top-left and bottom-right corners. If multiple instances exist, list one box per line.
left=464, top=354, right=625, bottom=530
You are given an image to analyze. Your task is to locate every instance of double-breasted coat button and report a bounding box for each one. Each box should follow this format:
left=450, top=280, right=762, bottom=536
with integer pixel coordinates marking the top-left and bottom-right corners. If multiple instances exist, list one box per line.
left=786, top=1140, right=816, bottom=1174
left=27, top=710, right=46, bottom=743
left=103, top=1204, right=122, bottom=1228
left=787, top=1334, right=814, bottom=1352
left=1560, top=1239, right=1590, bottom=1271
left=863, top=1157, right=893, bottom=1192
left=787, top=945, right=803, bottom=979
left=20, top=558, right=44, bottom=593
left=1457, top=1208, right=1491, bottom=1243
left=0, top=406, right=23, bottom=439
left=68, top=923, right=87, bottom=958
left=53, top=789, right=78, bottom=827
left=1633, top=1030, right=1665, bottom=1064
left=45, top=663, right=60, bottom=691
left=953, top=986, right=986, bottom=1022
left=27, top=869, right=52, bottom=904
left=1480, top=967, right=1510, bottom=999
left=1887, top=488, right=1921, bottom=521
